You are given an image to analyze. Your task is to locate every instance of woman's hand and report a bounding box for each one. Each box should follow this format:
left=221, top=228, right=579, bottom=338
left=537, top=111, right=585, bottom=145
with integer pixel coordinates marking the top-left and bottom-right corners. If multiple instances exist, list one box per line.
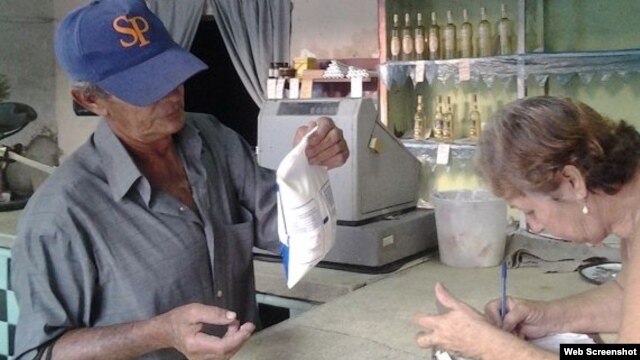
left=414, top=282, right=498, bottom=359
left=293, top=117, right=349, bottom=169
left=485, top=296, right=556, bottom=340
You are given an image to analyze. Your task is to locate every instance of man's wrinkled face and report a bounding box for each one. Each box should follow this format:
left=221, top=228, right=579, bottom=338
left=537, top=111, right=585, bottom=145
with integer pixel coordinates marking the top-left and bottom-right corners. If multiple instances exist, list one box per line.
left=99, top=86, right=186, bottom=145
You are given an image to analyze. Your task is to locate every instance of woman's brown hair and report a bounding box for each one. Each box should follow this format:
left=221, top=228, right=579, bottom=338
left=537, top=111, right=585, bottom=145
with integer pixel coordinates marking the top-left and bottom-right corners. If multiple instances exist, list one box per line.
left=476, top=96, right=640, bottom=199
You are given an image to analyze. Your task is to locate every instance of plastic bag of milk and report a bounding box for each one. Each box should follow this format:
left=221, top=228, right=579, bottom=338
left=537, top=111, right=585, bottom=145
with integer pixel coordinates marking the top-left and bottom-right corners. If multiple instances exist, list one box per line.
left=276, top=127, right=337, bottom=289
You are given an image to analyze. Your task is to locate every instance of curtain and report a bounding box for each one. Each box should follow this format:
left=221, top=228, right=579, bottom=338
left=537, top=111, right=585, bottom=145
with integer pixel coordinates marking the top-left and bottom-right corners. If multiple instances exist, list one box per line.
left=145, top=0, right=205, bottom=50
left=206, top=0, right=292, bottom=107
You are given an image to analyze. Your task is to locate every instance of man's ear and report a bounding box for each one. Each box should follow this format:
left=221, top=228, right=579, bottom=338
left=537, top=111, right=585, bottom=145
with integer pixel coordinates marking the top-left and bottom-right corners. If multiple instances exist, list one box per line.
left=560, top=165, right=587, bottom=200
left=71, top=89, right=107, bottom=117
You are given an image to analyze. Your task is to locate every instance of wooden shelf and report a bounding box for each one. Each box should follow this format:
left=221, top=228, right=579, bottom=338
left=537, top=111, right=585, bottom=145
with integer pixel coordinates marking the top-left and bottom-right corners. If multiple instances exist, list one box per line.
left=299, top=68, right=378, bottom=98
left=379, top=49, right=640, bottom=88
left=311, top=77, right=375, bottom=83
left=300, top=69, right=377, bottom=82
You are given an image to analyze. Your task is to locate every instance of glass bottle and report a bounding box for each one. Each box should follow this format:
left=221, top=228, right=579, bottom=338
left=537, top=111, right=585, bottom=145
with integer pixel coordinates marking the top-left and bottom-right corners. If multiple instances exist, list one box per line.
left=401, top=13, right=414, bottom=61
left=478, top=7, right=492, bottom=57
left=433, top=96, right=444, bottom=140
left=414, top=13, right=426, bottom=60
left=413, top=95, right=427, bottom=140
left=443, top=10, right=456, bottom=60
left=267, top=62, right=278, bottom=99
left=459, top=9, right=473, bottom=58
left=428, top=12, right=440, bottom=60
left=442, top=96, right=454, bottom=141
left=268, top=62, right=278, bottom=79
left=469, top=94, right=481, bottom=140
left=497, top=4, right=513, bottom=55
left=390, top=14, right=400, bottom=61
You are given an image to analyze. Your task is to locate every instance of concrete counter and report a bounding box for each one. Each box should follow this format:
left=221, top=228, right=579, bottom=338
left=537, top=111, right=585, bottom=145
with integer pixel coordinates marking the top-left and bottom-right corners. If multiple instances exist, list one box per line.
left=236, top=260, right=597, bottom=360
left=0, top=210, right=20, bottom=248
left=253, top=257, right=428, bottom=304
left=0, top=211, right=603, bottom=359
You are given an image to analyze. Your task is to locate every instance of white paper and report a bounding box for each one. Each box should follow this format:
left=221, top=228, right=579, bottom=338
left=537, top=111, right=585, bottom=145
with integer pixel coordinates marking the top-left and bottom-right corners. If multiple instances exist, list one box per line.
left=434, top=332, right=595, bottom=360
left=350, top=77, right=363, bottom=98
left=436, top=144, right=451, bottom=165
left=458, top=59, right=471, bottom=82
left=267, top=78, right=277, bottom=99
left=530, top=332, right=596, bottom=354
left=415, top=62, right=425, bottom=83
left=288, top=78, right=300, bottom=99
left=275, top=78, right=286, bottom=99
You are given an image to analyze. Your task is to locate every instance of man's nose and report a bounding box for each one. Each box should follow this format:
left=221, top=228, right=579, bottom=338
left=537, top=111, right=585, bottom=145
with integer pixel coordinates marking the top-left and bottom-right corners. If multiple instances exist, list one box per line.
left=527, top=219, right=544, bottom=233
left=164, top=86, right=184, bottom=101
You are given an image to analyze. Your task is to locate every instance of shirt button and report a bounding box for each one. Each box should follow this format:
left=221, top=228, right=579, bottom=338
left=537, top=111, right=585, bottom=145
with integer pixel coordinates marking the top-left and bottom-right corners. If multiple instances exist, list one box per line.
left=179, top=206, right=185, bottom=212
left=216, top=290, right=223, bottom=298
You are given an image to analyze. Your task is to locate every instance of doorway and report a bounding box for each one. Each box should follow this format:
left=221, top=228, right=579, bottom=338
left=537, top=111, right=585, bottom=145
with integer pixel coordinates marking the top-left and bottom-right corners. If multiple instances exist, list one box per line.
left=185, top=16, right=259, bottom=147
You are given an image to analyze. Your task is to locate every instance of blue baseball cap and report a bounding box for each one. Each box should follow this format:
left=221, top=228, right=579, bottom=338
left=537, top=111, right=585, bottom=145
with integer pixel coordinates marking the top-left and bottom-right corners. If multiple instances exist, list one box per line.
left=55, top=0, right=207, bottom=107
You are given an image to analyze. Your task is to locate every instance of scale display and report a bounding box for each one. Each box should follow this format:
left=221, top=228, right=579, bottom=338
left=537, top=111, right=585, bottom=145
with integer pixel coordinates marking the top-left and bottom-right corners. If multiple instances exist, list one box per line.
left=276, top=101, right=340, bottom=116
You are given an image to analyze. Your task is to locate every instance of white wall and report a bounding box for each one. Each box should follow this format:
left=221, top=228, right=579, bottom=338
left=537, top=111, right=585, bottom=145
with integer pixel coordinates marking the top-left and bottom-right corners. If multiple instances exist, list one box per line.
left=0, top=0, right=56, bottom=147
left=53, top=0, right=99, bottom=159
left=0, top=0, right=97, bottom=158
left=2, top=0, right=379, bottom=159
left=290, top=0, right=378, bottom=59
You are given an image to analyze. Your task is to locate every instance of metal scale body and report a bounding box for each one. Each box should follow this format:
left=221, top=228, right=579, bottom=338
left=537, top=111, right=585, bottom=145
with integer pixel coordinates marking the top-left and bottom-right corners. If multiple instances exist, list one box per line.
left=257, top=98, right=437, bottom=272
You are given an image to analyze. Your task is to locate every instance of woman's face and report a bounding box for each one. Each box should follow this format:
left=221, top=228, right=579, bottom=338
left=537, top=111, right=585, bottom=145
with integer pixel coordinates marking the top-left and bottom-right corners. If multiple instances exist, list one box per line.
left=508, top=192, right=608, bottom=245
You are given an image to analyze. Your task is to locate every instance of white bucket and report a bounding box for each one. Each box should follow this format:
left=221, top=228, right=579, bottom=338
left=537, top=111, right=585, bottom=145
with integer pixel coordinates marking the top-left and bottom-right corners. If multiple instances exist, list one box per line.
left=432, top=189, right=508, bottom=268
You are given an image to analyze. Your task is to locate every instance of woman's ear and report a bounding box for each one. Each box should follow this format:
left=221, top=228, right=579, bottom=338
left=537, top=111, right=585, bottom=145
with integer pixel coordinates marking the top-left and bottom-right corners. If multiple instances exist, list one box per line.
left=71, top=89, right=107, bottom=117
left=560, top=165, right=587, bottom=200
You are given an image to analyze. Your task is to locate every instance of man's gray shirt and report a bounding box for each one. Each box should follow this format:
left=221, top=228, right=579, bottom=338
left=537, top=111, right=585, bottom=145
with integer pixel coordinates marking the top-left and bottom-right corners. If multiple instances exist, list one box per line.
left=11, top=113, right=280, bottom=359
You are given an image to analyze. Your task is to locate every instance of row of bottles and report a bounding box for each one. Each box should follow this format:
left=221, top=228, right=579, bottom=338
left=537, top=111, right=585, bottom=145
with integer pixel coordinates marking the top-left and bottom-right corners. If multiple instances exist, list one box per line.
left=266, top=62, right=297, bottom=99
left=389, top=4, right=514, bottom=61
left=413, top=94, right=482, bottom=142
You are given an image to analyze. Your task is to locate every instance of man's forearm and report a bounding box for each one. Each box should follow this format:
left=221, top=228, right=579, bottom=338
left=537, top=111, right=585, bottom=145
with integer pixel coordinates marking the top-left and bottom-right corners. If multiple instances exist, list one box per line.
left=50, top=316, right=168, bottom=360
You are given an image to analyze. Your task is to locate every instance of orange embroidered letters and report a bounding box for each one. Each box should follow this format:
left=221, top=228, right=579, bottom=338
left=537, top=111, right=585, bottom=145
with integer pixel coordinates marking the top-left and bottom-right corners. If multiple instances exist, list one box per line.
left=113, top=16, right=150, bottom=47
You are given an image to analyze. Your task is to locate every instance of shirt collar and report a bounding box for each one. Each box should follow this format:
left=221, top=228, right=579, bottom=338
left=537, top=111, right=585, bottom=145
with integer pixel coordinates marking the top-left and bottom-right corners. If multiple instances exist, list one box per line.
left=93, top=120, right=143, bottom=202
left=93, top=118, right=204, bottom=204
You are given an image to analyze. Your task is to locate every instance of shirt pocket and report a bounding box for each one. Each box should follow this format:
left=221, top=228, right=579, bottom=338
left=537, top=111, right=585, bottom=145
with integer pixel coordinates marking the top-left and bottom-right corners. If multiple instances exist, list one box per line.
left=221, top=206, right=255, bottom=274
left=217, top=206, right=257, bottom=319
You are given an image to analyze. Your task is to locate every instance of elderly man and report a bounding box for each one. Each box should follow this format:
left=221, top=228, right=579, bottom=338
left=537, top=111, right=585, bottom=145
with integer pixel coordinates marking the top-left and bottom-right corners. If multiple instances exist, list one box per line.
left=11, top=0, right=349, bottom=359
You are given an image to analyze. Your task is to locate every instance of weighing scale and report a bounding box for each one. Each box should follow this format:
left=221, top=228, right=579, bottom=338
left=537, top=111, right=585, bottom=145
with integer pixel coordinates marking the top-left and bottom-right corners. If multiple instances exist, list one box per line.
left=256, top=98, right=438, bottom=273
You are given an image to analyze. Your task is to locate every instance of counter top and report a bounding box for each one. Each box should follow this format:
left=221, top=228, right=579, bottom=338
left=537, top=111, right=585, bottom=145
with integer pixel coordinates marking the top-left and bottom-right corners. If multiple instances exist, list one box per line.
left=254, top=259, right=376, bottom=304
left=0, top=210, right=605, bottom=359
left=0, top=210, right=20, bottom=248
left=0, top=210, right=606, bottom=358
left=237, top=259, right=597, bottom=360
left=254, top=257, right=432, bottom=304
left=0, top=208, right=405, bottom=305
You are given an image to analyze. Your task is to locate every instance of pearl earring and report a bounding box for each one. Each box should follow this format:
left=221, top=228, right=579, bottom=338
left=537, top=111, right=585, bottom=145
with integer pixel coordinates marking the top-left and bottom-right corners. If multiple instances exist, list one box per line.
left=582, top=204, right=589, bottom=215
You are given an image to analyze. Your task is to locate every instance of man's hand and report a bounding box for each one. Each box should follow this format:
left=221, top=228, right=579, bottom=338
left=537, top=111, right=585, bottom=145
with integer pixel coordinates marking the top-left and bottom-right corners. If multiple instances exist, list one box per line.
left=293, top=117, right=349, bottom=169
left=157, top=303, right=255, bottom=360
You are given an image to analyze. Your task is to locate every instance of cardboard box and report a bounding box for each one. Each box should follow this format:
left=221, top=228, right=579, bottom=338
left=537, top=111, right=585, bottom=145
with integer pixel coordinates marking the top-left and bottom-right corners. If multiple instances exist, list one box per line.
left=293, top=57, right=318, bottom=78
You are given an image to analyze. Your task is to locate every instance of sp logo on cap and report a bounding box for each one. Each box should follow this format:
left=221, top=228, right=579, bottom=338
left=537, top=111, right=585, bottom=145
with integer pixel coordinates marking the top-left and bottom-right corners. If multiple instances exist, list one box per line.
left=113, top=15, right=150, bottom=47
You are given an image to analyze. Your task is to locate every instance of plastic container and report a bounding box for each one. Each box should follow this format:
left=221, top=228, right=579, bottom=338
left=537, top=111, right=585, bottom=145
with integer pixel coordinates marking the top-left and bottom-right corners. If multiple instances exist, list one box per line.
left=432, top=189, right=508, bottom=268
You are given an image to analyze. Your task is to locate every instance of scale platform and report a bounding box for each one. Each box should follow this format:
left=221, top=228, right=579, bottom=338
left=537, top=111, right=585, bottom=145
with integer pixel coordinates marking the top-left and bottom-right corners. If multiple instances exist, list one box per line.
left=322, top=208, right=437, bottom=273
left=255, top=208, right=438, bottom=274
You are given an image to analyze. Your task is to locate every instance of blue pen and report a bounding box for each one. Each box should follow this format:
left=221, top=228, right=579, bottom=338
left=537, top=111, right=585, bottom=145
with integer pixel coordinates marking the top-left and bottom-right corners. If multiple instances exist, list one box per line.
left=500, top=261, right=508, bottom=321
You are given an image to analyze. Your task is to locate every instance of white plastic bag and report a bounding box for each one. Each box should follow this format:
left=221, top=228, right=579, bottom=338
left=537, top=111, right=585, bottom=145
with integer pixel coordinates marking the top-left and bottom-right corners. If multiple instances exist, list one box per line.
left=276, top=127, right=337, bottom=288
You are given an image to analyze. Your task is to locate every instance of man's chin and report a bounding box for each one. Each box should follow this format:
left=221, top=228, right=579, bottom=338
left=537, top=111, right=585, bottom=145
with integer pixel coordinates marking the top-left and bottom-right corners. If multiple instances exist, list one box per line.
left=165, top=111, right=186, bottom=132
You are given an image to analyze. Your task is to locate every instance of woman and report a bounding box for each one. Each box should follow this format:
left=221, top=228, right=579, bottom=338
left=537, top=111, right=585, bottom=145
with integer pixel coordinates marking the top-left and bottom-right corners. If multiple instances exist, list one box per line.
left=414, top=96, right=640, bottom=359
